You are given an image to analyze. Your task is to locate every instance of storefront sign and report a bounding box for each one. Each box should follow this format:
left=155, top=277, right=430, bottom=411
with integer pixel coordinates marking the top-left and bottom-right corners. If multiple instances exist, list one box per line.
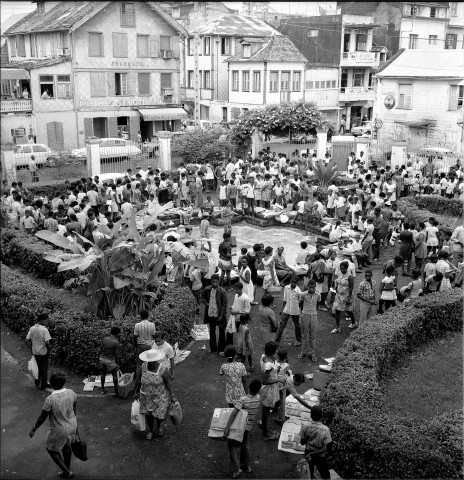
left=111, top=61, right=145, bottom=68
left=79, top=97, right=159, bottom=108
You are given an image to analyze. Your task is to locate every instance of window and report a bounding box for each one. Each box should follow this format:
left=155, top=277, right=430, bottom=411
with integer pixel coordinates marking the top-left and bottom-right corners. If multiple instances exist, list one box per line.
left=252, top=71, right=261, bottom=92
left=203, top=70, right=211, bottom=89
left=321, top=80, right=326, bottom=89
left=242, top=71, right=250, bottom=91
left=315, top=81, right=320, bottom=89
left=281, top=71, right=290, bottom=91
left=30, top=34, right=37, bottom=56
left=410, top=4, right=420, bottom=15
left=445, top=34, right=457, bottom=49
left=204, top=36, right=210, bottom=55
left=331, top=80, right=336, bottom=88
left=113, top=33, right=128, bottom=57
left=449, top=85, right=463, bottom=110
left=429, top=6, right=436, bottom=17
left=353, top=69, right=364, bottom=87
left=398, top=83, right=412, bottom=109
left=221, top=37, right=231, bottom=55
left=90, top=72, right=106, bottom=97
left=308, top=29, right=318, bottom=37
left=306, top=80, right=314, bottom=89
left=187, top=70, right=193, bottom=88
left=242, top=44, right=251, bottom=58
left=160, top=73, right=172, bottom=89
left=89, top=32, right=103, bottom=56
left=292, top=71, right=301, bottom=91
left=1, top=79, right=12, bottom=96
left=269, top=71, right=278, bottom=92
left=409, top=34, right=418, bottom=49
left=356, top=30, right=367, bottom=51
left=16, top=35, right=26, bottom=57
left=187, top=38, right=193, bottom=56
left=58, top=32, right=69, bottom=53
left=115, top=73, right=128, bottom=96
left=120, top=3, right=135, bottom=27
left=56, top=75, right=71, bottom=98
left=380, top=52, right=386, bottom=61
left=160, top=35, right=172, bottom=55
left=136, top=35, right=149, bottom=57
left=429, top=35, right=437, bottom=45
left=39, top=75, right=54, bottom=98
left=232, top=71, right=239, bottom=91
left=450, top=2, right=458, bottom=15
left=138, top=73, right=150, bottom=95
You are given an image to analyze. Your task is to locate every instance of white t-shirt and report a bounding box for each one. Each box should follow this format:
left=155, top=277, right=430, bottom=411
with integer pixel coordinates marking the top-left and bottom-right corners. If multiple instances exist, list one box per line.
left=297, top=200, right=306, bottom=213
left=150, top=341, right=174, bottom=370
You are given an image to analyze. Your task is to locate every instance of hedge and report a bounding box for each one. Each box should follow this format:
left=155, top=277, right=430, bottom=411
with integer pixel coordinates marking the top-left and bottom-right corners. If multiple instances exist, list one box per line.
left=409, top=194, right=463, bottom=218
left=320, top=290, right=463, bottom=479
left=0, top=265, right=197, bottom=375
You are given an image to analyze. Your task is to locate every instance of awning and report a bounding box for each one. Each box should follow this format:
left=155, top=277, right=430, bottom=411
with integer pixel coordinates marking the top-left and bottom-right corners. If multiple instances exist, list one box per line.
left=138, top=108, right=188, bottom=121
left=1, top=68, right=30, bottom=80
left=319, top=106, right=343, bottom=110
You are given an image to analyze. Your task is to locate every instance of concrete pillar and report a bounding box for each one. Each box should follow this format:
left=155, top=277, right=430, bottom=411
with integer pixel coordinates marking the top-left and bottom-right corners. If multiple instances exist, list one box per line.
left=1, top=143, right=17, bottom=185
left=251, top=128, right=264, bottom=158
left=316, top=127, right=328, bottom=160
left=85, top=138, right=101, bottom=178
left=157, top=131, right=173, bottom=171
left=391, top=142, right=408, bottom=169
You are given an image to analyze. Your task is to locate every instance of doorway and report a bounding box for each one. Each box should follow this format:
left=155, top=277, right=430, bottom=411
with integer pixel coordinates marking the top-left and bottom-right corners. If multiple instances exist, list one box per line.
left=350, top=106, right=362, bottom=128
left=93, top=117, right=108, bottom=138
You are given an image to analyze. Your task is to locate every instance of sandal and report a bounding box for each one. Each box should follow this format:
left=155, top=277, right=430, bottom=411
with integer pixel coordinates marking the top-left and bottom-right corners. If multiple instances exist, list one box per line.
left=330, top=328, right=341, bottom=334
left=263, top=433, right=279, bottom=441
left=348, top=322, right=358, bottom=329
left=146, top=432, right=153, bottom=440
left=233, top=470, right=243, bottom=479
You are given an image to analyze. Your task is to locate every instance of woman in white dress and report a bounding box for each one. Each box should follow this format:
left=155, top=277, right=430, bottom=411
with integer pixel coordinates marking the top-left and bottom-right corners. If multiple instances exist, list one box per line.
left=205, top=163, right=215, bottom=193
left=425, top=219, right=439, bottom=255
left=238, top=257, right=255, bottom=304
left=435, top=250, right=454, bottom=290
left=259, top=246, right=278, bottom=293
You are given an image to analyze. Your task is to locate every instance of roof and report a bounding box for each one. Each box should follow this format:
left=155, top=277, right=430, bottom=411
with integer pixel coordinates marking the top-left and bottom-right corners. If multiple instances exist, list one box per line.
left=191, top=14, right=281, bottom=37
left=227, top=35, right=307, bottom=63
left=370, top=46, right=388, bottom=52
left=241, top=37, right=267, bottom=43
left=377, top=49, right=464, bottom=78
left=1, top=56, right=71, bottom=69
left=1, top=13, right=29, bottom=36
left=4, top=1, right=188, bottom=36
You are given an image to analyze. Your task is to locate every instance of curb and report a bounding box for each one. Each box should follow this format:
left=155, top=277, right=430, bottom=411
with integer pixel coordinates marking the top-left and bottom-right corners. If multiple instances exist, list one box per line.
left=2, top=346, right=36, bottom=384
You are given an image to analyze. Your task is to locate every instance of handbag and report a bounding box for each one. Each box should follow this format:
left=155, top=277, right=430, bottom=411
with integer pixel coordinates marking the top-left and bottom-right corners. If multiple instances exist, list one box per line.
left=169, top=399, right=183, bottom=426
left=225, top=314, right=237, bottom=334
left=28, top=356, right=39, bottom=380
left=71, top=429, right=88, bottom=461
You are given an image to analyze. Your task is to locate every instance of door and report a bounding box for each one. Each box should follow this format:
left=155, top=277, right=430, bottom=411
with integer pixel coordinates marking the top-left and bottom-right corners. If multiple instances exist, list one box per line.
left=332, top=138, right=354, bottom=171
left=93, top=118, right=108, bottom=138
left=341, top=69, right=348, bottom=93
left=46, top=121, right=64, bottom=150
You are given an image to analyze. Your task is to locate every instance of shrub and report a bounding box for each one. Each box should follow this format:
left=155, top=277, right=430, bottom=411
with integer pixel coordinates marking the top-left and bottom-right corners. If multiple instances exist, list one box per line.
left=412, top=194, right=463, bottom=218
left=28, top=182, right=69, bottom=200
left=1, top=266, right=196, bottom=374
left=320, top=290, right=463, bottom=479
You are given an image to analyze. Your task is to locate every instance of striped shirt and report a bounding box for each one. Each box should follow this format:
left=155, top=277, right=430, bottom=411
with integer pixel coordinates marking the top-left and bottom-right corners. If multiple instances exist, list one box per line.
left=234, top=394, right=261, bottom=431
left=357, top=279, right=376, bottom=302
left=133, top=320, right=156, bottom=346
left=299, top=421, right=332, bottom=452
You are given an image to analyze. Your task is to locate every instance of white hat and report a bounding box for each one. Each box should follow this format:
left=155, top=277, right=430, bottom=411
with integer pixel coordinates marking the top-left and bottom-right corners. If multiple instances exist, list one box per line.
left=280, top=214, right=289, bottom=224
left=139, top=349, right=165, bottom=363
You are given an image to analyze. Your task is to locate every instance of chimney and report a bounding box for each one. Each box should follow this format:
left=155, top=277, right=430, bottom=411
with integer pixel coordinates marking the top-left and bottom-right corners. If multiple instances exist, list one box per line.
left=35, top=1, right=61, bottom=15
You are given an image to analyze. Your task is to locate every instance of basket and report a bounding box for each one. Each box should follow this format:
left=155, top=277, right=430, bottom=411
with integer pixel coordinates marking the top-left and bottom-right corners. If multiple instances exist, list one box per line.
left=118, top=372, right=135, bottom=399
left=267, top=286, right=283, bottom=297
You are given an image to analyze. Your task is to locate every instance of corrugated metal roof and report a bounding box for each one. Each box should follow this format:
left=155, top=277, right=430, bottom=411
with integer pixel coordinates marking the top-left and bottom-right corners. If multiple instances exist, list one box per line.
left=2, top=56, right=71, bottom=69
left=377, top=49, right=463, bottom=78
left=191, top=14, right=281, bottom=37
left=227, top=35, right=306, bottom=63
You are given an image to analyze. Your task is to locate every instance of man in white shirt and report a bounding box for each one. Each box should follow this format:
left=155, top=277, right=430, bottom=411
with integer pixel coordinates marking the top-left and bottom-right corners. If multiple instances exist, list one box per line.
left=275, top=276, right=302, bottom=346
left=151, top=331, right=175, bottom=380
left=26, top=313, right=52, bottom=390
left=86, top=185, right=99, bottom=214
left=296, top=241, right=310, bottom=265
left=225, top=159, right=235, bottom=180
left=136, top=166, right=147, bottom=180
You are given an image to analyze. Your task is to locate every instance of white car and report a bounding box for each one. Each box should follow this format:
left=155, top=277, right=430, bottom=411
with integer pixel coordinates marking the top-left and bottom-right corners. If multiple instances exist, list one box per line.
left=351, top=121, right=372, bottom=137
left=70, top=138, right=141, bottom=161
left=14, top=144, right=59, bottom=168
left=97, top=172, right=126, bottom=184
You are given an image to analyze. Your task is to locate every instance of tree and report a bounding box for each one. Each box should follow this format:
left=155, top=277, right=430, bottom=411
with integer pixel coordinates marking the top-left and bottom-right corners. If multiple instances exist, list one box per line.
left=230, top=101, right=334, bottom=152
left=171, top=130, right=230, bottom=164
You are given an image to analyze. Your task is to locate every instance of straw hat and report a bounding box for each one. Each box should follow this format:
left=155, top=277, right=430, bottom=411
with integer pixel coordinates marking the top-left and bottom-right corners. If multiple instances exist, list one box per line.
left=139, top=349, right=165, bottom=363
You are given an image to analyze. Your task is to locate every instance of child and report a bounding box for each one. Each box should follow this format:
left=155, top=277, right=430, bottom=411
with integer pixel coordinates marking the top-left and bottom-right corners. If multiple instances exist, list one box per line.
left=219, top=180, right=228, bottom=207
left=378, top=265, right=397, bottom=313
left=400, top=269, right=423, bottom=302
left=179, top=200, right=193, bottom=225
left=276, top=349, right=291, bottom=424
left=424, top=271, right=443, bottom=294
left=236, top=313, right=254, bottom=372
left=189, top=265, right=203, bottom=313
left=273, top=179, right=284, bottom=206
left=221, top=201, right=234, bottom=235
left=44, top=211, right=58, bottom=232
left=202, top=195, right=215, bottom=214
left=22, top=209, right=37, bottom=234
left=227, top=179, right=238, bottom=209
left=200, top=212, right=210, bottom=238
left=238, top=247, right=248, bottom=265
left=219, top=344, right=247, bottom=408
left=423, top=253, right=438, bottom=280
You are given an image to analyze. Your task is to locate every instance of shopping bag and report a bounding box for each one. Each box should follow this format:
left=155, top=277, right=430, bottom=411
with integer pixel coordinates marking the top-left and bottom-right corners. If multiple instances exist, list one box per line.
left=71, top=430, right=88, bottom=461
left=131, top=400, right=146, bottom=431
left=230, top=235, right=237, bottom=247
left=117, top=371, right=135, bottom=399
left=28, top=356, right=39, bottom=380
left=169, top=399, right=183, bottom=426
left=225, top=314, right=237, bottom=334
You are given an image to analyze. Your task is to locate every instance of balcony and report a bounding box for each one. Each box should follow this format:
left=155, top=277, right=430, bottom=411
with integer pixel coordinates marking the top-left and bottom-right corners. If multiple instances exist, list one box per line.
left=340, top=51, right=379, bottom=67
left=0, top=98, right=32, bottom=113
left=305, top=88, right=339, bottom=107
left=339, top=86, right=375, bottom=103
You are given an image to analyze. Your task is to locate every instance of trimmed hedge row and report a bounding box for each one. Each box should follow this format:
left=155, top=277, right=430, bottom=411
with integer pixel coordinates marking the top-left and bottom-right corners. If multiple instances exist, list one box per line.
left=410, top=194, right=463, bottom=218
left=320, top=290, right=463, bottom=479
left=0, top=265, right=197, bottom=374
left=0, top=228, right=75, bottom=285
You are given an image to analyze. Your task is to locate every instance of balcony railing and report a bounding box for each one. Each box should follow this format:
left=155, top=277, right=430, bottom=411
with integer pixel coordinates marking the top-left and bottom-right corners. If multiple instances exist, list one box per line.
left=340, top=51, right=379, bottom=67
left=0, top=98, right=32, bottom=112
left=339, top=86, right=375, bottom=102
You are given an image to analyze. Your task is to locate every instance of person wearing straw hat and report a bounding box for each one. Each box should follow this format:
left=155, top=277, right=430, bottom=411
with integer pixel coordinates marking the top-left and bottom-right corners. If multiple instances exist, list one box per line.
left=134, top=349, right=176, bottom=439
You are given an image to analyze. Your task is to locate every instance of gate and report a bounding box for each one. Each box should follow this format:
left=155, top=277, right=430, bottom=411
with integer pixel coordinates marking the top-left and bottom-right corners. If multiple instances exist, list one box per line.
left=332, top=138, right=354, bottom=171
left=263, top=129, right=317, bottom=158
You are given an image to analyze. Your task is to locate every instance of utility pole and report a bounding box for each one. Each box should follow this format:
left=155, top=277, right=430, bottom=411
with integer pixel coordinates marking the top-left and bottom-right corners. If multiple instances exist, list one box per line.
left=193, top=2, right=201, bottom=128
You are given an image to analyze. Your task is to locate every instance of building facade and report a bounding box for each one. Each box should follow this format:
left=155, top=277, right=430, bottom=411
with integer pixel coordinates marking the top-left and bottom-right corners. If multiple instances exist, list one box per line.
left=374, top=49, right=463, bottom=154
left=2, top=1, right=188, bottom=148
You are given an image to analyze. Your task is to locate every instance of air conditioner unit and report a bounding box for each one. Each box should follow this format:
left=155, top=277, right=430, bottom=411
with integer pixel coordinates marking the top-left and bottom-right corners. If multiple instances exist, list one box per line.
left=161, top=49, right=173, bottom=58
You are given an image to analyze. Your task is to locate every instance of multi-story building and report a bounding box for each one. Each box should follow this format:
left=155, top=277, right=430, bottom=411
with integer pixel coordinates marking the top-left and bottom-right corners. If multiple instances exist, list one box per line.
left=374, top=49, right=463, bottom=153
left=280, top=14, right=381, bottom=130
left=227, top=35, right=307, bottom=117
left=400, top=2, right=464, bottom=50
left=181, top=14, right=280, bottom=123
left=1, top=1, right=188, bottom=148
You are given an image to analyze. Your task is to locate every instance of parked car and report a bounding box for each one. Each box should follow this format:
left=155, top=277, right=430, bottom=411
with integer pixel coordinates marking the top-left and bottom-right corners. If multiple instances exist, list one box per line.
left=351, top=121, right=372, bottom=137
left=185, top=120, right=213, bottom=132
left=97, top=172, right=126, bottom=184
left=14, top=143, right=59, bottom=168
left=70, top=138, right=141, bottom=161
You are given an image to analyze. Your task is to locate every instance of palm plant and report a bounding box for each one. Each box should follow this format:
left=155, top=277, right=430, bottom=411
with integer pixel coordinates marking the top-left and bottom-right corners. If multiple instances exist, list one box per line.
left=312, top=159, right=340, bottom=189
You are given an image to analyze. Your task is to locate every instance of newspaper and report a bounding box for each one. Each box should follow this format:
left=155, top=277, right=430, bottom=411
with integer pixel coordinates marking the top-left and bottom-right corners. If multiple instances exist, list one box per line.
left=191, top=324, right=210, bottom=340
left=173, top=342, right=191, bottom=365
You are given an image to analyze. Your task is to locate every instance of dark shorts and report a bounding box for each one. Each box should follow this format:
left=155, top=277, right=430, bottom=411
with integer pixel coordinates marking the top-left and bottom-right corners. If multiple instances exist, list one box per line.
left=99, top=357, right=117, bottom=373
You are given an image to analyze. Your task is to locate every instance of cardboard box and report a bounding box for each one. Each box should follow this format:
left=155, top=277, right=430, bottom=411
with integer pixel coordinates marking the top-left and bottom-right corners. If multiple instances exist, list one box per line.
left=313, top=370, right=331, bottom=391
left=208, top=408, right=248, bottom=443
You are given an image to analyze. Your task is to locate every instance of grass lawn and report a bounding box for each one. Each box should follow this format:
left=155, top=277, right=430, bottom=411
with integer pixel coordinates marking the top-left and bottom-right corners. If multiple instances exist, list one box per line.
left=383, top=330, right=463, bottom=421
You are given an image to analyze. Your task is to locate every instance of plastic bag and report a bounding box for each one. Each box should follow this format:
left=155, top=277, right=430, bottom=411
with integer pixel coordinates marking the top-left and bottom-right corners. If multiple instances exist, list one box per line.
left=169, top=400, right=182, bottom=426
left=225, top=314, right=237, bottom=334
left=28, top=356, right=39, bottom=380
left=131, top=400, right=146, bottom=431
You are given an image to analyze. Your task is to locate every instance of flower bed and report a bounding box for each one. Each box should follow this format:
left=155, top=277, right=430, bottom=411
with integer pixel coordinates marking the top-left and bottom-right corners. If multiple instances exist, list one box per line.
left=319, top=290, right=463, bottom=479
left=0, top=265, right=197, bottom=374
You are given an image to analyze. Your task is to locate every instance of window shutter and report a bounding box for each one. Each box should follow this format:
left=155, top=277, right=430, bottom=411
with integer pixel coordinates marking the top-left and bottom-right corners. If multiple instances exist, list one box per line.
left=90, top=72, right=106, bottom=97
left=113, top=33, right=128, bottom=58
left=130, top=116, right=140, bottom=141
left=172, top=36, right=179, bottom=58
left=149, top=35, right=159, bottom=57
left=136, top=35, right=148, bottom=57
left=127, top=71, right=137, bottom=96
left=10, top=38, right=16, bottom=57
left=449, top=85, right=458, bottom=110
left=138, top=73, right=150, bottom=95
left=17, top=35, right=26, bottom=57
left=161, top=73, right=172, bottom=89
left=107, top=73, right=116, bottom=96
left=108, top=117, right=118, bottom=138
left=84, top=118, right=94, bottom=138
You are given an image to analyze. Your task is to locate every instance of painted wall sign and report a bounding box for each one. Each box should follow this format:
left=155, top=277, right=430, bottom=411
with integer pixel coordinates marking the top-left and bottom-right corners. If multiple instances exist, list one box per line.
left=79, top=97, right=158, bottom=108
left=384, top=94, right=395, bottom=109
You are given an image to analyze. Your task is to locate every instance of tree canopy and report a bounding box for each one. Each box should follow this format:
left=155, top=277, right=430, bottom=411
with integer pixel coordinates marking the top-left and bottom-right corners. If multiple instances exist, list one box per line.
left=171, top=130, right=229, bottom=164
